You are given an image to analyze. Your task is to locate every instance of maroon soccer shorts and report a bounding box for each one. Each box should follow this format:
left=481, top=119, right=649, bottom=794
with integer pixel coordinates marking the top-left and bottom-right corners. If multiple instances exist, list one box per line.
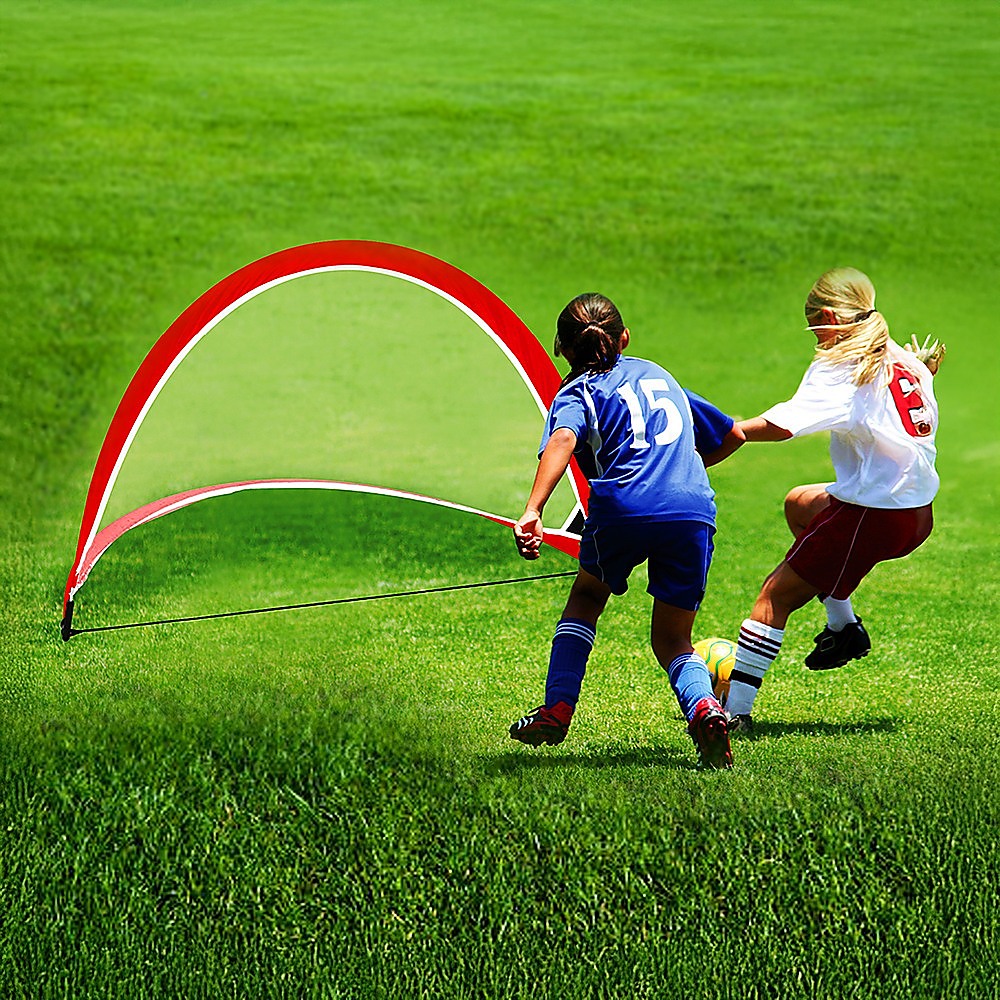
left=785, top=497, right=933, bottom=600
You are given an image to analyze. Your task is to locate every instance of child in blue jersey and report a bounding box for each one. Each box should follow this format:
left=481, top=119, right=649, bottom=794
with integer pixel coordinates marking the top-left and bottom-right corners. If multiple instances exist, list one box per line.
left=509, top=293, right=745, bottom=768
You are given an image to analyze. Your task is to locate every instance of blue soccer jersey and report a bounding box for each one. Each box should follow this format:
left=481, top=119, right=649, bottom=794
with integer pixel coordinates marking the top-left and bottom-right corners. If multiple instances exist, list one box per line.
left=539, top=356, right=732, bottom=526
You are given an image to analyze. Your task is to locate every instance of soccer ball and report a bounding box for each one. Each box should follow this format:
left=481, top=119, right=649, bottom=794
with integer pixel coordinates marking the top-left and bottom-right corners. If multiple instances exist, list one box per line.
left=694, top=636, right=736, bottom=708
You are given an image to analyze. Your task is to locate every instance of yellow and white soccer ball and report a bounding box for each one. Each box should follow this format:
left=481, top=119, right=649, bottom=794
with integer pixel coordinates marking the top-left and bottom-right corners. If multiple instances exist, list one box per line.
left=694, top=636, right=736, bottom=708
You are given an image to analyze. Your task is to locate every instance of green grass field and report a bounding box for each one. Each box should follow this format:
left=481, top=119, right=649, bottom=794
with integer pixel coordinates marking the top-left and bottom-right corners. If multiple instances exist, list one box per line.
left=2, top=2, right=998, bottom=997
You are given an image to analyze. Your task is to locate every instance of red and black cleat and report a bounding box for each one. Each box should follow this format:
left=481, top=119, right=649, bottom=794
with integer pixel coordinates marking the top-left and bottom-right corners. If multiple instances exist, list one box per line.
left=688, top=698, right=733, bottom=769
left=509, top=702, right=573, bottom=747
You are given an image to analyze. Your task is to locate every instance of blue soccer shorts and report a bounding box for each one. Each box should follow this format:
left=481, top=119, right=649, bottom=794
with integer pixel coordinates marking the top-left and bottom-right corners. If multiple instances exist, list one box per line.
left=578, top=519, right=716, bottom=611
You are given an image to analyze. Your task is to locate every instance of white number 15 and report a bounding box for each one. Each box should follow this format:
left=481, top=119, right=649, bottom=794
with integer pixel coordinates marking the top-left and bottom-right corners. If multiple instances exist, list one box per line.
left=617, top=379, right=683, bottom=450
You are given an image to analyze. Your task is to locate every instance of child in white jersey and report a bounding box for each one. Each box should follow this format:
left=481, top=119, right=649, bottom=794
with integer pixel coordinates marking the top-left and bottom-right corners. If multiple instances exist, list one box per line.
left=724, top=267, right=944, bottom=733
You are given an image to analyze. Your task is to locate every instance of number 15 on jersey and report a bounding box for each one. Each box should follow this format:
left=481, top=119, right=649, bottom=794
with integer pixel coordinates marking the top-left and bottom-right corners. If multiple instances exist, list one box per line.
left=617, top=379, right=684, bottom=450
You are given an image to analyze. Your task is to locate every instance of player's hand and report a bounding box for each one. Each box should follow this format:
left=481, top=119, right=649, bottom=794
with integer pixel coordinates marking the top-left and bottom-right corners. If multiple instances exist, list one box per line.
left=906, top=333, right=946, bottom=375
left=514, top=509, right=544, bottom=560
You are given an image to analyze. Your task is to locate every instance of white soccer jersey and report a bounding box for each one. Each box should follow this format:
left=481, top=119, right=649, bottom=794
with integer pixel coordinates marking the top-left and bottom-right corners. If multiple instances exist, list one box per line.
left=761, top=340, right=939, bottom=509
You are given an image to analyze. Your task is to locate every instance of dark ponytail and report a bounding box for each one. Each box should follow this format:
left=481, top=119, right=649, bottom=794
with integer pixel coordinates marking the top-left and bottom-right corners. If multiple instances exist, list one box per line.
left=555, top=293, right=626, bottom=385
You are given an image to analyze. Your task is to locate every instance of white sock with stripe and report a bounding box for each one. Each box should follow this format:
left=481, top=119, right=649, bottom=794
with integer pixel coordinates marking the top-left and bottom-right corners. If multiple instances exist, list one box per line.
left=725, top=619, right=785, bottom=717
left=822, top=596, right=857, bottom=632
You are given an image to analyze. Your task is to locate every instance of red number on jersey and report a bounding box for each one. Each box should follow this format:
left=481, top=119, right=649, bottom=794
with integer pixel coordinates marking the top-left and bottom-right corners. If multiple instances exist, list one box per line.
left=889, top=364, right=934, bottom=437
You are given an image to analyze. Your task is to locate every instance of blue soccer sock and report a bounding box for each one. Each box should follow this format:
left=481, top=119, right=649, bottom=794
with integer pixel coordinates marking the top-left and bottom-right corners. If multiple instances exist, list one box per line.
left=544, top=617, right=596, bottom=709
left=667, top=651, right=717, bottom=721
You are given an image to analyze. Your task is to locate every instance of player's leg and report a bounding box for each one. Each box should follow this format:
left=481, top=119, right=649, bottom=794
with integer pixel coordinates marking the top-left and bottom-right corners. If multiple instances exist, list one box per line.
left=802, top=504, right=930, bottom=670
left=645, top=521, right=732, bottom=768
left=546, top=568, right=611, bottom=709
left=649, top=599, right=703, bottom=713
left=806, top=504, right=932, bottom=669
left=790, top=498, right=877, bottom=670
left=509, top=568, right=611, bottom=747
left=725, top=560, right=819, bottom=730
left=783, top=483, right=865, bottom=632
left=651, top=599, right=732, bottom=769
left=784, top=483, right=832, bottom=538
left=511, top=518, right=633, bottom=747
left=750, top=560, right=821, bottom=630
left=644, top=518, right=717, bottom=707
left=562, top=566, right=613, bottom=624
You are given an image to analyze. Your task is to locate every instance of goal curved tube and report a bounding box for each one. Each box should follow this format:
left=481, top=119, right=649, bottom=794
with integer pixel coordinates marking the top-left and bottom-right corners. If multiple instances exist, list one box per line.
left=62, top=241, right=588, bottom=630
left=72, top=478, right=583, bottom=596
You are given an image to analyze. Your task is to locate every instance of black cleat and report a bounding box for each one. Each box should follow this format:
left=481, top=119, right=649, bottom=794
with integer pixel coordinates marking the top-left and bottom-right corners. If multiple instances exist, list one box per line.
left=726, top=712, right=754, bottom=736
left=805, top=618, right=871, bottom=670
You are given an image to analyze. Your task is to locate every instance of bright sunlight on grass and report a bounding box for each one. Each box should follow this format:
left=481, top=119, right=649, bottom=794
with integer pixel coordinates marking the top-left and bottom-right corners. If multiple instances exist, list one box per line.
left=2, top=2, right=997, bottom=998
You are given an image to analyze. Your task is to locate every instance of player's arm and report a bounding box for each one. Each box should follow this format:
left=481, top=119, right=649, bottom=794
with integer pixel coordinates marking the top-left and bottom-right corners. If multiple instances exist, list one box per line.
left=514, top=427, right=578, bottom=560
left=740, top=362, right=853, bottom=443
left=684, top=389, right=746, bottom=467
left=700, top=422, right=746, bottom=467
left=737, top=416, right=794, bottom=442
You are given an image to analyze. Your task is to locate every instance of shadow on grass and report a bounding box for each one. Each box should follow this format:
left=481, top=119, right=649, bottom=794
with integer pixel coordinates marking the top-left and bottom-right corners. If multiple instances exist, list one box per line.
left=483, top=716, right=902, bottom=774
left=737, top=716, right=902, bottom=740
left=483, top=744, right=697, bottom=775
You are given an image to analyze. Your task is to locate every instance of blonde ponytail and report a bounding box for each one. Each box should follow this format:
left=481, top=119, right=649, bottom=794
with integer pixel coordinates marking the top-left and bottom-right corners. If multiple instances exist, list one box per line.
left=806, top=267, right=891, bottom=386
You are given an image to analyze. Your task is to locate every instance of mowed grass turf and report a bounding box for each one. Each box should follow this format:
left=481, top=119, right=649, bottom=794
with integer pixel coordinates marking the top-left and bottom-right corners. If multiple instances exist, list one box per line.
left=2, top=2, right=998, bottom=998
